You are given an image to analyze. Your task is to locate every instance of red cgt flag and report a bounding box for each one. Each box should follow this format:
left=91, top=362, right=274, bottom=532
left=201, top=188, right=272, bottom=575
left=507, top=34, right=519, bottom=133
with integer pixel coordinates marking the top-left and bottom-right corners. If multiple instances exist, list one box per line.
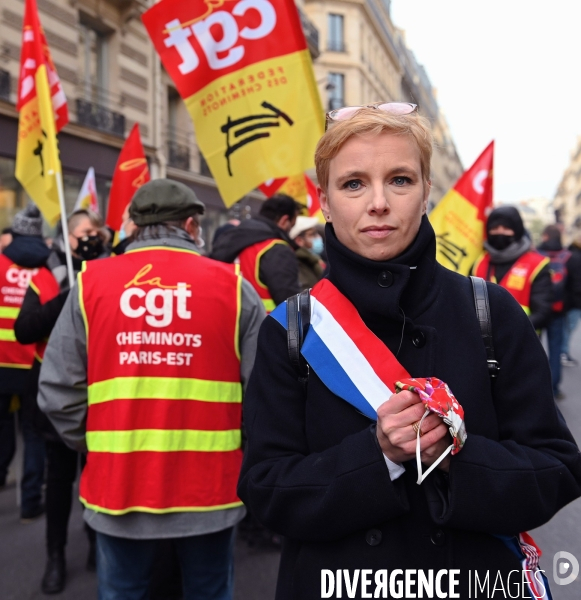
left=106, top=124, right=150, bottom=231
left=429, top=141, right=494, bottom=275
left=15, top=0, right=69, bottom=225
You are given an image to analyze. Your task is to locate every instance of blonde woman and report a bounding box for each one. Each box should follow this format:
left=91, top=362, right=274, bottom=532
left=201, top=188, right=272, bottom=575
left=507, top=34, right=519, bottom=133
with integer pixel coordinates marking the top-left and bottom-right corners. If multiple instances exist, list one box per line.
left=238, top=105, right=581, bottom=599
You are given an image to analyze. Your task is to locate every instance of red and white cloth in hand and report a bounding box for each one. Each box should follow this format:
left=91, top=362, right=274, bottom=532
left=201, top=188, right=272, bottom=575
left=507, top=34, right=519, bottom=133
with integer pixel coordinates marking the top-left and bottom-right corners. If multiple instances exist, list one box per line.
left=395, top=377, right=467, bottom=484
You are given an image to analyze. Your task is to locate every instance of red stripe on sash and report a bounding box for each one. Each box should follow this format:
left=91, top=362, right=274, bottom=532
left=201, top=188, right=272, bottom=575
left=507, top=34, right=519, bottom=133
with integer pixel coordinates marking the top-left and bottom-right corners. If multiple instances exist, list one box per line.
left=310, top=280, right=410, bottom=387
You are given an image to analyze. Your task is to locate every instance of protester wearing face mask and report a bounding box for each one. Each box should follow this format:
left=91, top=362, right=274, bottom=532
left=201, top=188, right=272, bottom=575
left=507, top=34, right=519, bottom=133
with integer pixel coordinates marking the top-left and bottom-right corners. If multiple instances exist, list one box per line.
left=290, top=216, right=326, bottom=290
left=13, top=209, right=109, bottom=594
left=112, top=204, right=138, bottom=256
left=473, top=206, right=553, bottom=331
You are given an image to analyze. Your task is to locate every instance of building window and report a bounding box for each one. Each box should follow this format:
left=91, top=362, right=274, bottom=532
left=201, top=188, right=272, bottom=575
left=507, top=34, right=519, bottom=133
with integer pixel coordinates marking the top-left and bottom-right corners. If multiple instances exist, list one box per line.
left=327, top=73, right=345, bottom=111
left=79, top=22, right=109, bottom=106
left=328, top=14, right=344, bottom=52
left=77, top=19, right=125, bottom=136
left=167, top=88, right=191, bottom=171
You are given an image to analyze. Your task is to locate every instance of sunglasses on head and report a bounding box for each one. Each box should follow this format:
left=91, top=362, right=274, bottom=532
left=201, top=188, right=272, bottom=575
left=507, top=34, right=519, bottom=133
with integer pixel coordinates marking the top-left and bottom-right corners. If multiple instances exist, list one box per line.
left=325, top=102, right=418, bottom=130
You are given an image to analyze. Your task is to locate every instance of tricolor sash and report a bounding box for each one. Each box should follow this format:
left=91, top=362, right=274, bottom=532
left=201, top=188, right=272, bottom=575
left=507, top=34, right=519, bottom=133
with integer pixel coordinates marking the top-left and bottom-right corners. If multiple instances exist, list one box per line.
left=271, top=280, right=551, bottom=598
left=271, top=279, right=410, bottom=421
left=271, top=279, right=466, bottom=484
left=496, top=533, right=553, bottom=600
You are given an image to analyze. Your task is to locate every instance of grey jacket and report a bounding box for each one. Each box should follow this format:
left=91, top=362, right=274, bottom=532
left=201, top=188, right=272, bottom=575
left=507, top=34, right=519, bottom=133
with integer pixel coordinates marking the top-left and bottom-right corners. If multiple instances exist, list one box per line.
left=38, top=232, right=266, bottom=539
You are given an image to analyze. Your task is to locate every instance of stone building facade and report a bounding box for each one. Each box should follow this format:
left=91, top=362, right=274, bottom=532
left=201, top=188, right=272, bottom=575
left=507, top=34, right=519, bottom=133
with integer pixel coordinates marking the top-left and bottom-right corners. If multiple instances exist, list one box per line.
left=554, top=136, right=581, bottom=244
left=0, top=0, right=270, bottom=242
left=0, top=0, right=462, bottom=239
left=303, top=0, right=463, bottom=205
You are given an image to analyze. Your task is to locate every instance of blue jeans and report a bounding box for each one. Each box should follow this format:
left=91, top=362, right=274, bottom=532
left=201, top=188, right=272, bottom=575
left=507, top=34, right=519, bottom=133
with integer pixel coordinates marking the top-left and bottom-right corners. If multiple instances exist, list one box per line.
left=20, top=414, right=45, bottom=511
left=547, top=314, right=565, bottom=395
left=562, top=308, right=581, bottom=357
left=96, top=527, right=235, bottom=600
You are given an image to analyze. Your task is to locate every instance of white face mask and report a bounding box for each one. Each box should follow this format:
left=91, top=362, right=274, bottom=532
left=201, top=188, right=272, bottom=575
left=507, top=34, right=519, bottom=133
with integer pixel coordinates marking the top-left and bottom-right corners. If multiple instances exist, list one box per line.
left=195, top=226, right=205, bottom=249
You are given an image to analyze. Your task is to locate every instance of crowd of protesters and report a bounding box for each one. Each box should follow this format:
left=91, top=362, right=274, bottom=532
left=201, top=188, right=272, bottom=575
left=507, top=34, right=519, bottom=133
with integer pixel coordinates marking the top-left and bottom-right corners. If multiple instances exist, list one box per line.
left=0, top=191, right=326, bottom=597
left=0, top=180, right=580, bottom=598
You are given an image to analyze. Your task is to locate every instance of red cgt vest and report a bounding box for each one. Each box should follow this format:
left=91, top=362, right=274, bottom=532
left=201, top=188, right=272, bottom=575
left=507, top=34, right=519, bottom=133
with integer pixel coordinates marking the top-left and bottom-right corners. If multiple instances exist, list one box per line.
left=29, top=269, right=60, bottom=362
left=79, top=246, right=244, bottom=515
left=0, top=254, right=53, bottom=369
left=238, top=239, right=287, bottom=313
left=473, top=251, right=549, bottom=315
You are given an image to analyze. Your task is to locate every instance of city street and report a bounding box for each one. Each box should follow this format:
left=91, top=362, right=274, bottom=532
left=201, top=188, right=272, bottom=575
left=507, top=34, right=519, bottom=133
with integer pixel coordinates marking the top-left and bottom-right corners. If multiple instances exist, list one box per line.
left=1, top=329, right=580, bottom=600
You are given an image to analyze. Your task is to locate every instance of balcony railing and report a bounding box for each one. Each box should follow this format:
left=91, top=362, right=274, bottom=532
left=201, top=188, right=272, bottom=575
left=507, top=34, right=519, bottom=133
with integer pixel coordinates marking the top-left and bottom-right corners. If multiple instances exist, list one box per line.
left=0, top=69, right=10, bottom=102
left=167, top=141, right=190, bottom=170
left=297, top=7, right=320, bottom=58
left=76, top=98, right=125, bottom=136
left=75, top=84, right=125, bottom=136
left=166, top=127, right=191, bottom=170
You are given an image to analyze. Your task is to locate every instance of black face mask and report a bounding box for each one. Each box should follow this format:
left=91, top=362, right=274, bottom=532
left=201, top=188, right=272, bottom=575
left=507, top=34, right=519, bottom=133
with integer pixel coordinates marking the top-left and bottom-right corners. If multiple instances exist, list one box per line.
left=487, top=234, right=516, bottom=251
left=76, top=235, right=103, bottom=261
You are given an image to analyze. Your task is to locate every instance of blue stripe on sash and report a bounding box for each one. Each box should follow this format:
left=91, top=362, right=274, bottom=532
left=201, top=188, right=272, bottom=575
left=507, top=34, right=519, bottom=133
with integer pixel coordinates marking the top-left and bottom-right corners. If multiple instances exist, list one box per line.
left=270, top=301, right=287, bottom=328
left=270, top=302, right=376, bottom=421
left=302, top=327, right=377, bottom=421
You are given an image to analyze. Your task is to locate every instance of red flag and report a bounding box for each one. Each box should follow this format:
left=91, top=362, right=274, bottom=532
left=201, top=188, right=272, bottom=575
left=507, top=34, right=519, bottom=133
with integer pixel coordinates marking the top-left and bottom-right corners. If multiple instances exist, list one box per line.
left=17, top=0, right=68, bottom=130
left=429, top=141, right=494, bottom=274
left=259, top=173, right=322, bottom=219
left=304, top=175, right=321, bottom=218
left=452, top=141, right=494, bottom=222
left=142, top=0, right=324, bottom=206
left=15, top=0, right=68, bottom=225
left=106, top=124, right=150, bottom=231
left=259, top=178, right=287, bottom=198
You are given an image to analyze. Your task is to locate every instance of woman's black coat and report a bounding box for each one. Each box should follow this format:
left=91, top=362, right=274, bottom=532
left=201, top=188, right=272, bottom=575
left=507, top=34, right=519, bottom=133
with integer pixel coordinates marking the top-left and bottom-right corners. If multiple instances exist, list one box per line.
left=238, top=217, right=581, bottom=600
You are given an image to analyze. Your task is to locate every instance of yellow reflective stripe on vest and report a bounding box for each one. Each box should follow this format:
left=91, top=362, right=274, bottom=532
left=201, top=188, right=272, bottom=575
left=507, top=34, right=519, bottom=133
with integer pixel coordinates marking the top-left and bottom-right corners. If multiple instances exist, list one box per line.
left=0, top=307, right=20, bottom=319
left=79, top=497, right=244, bottom=516
left=0, top=329, right=17, bottom=341
left=86, top=428, right=241, bottom=453
left=255, top=240, right=287, bottom=289
left=262, top=298, right=277, bottom=312
left=520, top=304, right=531, bottom=315
left=88, top=376, right=242, bottom=406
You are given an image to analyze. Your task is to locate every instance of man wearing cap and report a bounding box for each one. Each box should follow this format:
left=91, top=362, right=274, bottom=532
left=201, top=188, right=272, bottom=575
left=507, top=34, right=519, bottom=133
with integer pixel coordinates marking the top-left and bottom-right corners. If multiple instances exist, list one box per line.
left=211, top=194, right=302, bottom=312
left=0, top=204, right=51, bottom=522
left=38, top=179, right=265, bottom=599
left=290, top=216, right=325, bottom=290
left=472, top=205, right=553, bottom=331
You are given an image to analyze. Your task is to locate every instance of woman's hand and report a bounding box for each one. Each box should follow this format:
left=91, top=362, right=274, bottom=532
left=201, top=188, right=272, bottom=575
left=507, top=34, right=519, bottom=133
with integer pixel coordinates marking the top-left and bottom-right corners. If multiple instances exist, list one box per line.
left=376, top=391, right=450, bottom=466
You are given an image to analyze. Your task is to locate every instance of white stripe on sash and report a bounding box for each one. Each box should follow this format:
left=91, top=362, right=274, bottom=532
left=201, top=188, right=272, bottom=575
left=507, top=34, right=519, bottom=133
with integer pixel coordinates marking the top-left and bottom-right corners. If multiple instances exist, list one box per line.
left=309, top=296, right=395, bottom=414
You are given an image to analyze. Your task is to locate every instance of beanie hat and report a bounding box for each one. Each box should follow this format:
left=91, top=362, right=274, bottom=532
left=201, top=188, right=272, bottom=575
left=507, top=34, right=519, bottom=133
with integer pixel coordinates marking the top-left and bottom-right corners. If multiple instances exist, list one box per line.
left=486, top=206, right=525, bottom=241
left=11, top=203, right=43, bottom=237
left=129, top=179, right=205, bottom=226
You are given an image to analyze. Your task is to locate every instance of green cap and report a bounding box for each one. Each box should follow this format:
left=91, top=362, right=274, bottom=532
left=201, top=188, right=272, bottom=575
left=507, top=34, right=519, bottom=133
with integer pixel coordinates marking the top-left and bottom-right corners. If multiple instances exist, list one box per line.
left=129, top=179, right=205, bottom=226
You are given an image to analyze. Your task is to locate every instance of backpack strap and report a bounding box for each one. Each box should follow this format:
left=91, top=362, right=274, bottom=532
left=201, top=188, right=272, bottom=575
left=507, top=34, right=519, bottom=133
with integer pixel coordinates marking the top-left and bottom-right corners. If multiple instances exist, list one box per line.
left=470, top=276, right=500, bottom=379
left=286, top=289, right=311, bottom=385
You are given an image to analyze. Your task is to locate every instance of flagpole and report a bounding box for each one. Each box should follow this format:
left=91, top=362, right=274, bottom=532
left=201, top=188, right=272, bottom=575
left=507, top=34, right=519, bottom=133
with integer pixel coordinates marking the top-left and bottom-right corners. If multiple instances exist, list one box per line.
left=55, top=171, right=75, bottom=289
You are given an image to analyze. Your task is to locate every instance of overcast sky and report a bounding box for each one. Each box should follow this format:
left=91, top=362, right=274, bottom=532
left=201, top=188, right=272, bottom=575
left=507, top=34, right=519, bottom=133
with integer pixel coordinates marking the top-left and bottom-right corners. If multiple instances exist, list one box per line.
left=390, top=1, right=581, bottom=204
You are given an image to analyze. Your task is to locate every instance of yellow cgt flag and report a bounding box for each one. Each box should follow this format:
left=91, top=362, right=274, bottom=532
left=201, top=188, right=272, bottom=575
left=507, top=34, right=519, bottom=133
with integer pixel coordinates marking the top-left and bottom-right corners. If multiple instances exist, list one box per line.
left=15, top=0, right=69, bottom=226
left=429, top=141, right=494, bottom=275
left=143, top=0, right=324, bottom=207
